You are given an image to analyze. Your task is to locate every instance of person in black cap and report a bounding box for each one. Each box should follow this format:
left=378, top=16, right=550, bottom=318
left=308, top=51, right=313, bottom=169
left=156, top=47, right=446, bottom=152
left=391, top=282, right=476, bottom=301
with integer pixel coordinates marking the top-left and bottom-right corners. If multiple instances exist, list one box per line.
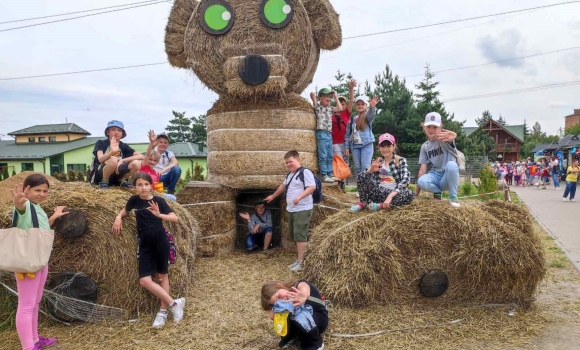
left=239, top=199, right=273, bottom=252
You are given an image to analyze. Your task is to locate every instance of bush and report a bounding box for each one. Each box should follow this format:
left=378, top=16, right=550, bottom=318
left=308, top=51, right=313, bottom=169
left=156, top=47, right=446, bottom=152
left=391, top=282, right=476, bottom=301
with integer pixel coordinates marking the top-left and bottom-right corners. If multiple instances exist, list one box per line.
left=192, top=163, right=205, bottom=181
left=11, top=170, right=16, bottom=177
left=3, top=167, right=8, bottom=180
left=475, top=167, right=497, bottom=196
left=76, top=172, right=85, bottom=182
left=460, top=181, right=475, bottom=196
left=184, top=168, right=192, bottom=183
left=67, top=170, right=77, bottom=182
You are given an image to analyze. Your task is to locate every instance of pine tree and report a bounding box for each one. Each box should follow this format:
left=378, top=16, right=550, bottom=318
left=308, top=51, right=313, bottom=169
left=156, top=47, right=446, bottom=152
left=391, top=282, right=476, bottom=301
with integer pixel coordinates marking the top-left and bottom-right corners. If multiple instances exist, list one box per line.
left=523, top=119, right=530, bottom=141
left=3, top=166, right=8, bottom=180
left=475, top=110, right=493, bottom=127
left=165, top=111, right=192, bottom=143
left=192, top=163, right=205, bottom=181
left=497, top=115, right=507, bottom=126
left=190, top=114, right=207, bottom=145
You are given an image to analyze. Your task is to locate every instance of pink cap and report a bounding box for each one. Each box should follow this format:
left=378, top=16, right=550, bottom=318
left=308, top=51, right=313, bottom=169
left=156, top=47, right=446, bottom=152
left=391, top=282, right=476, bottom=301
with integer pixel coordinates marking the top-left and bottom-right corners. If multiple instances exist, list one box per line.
left=378, top=133, right=396, bottom=145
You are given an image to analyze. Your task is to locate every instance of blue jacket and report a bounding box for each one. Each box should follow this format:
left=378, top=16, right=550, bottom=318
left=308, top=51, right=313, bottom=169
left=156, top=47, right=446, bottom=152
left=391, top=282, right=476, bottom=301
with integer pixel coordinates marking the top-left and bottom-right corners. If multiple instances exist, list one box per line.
left=344, top=107, right=376, bottom=149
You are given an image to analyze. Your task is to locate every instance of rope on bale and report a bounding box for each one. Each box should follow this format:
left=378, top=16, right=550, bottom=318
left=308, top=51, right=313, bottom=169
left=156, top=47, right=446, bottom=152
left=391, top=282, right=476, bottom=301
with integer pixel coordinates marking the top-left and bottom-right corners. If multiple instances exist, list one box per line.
left=330, top=318, right=466, bottom=338
left=314, top=204, right=340, bottom=211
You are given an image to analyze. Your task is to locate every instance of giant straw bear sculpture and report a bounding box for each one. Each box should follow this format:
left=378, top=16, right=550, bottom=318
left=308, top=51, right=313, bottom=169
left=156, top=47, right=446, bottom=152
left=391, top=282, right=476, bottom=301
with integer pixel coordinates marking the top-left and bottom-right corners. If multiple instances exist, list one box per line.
left=165, top=0, right=342, bottom=189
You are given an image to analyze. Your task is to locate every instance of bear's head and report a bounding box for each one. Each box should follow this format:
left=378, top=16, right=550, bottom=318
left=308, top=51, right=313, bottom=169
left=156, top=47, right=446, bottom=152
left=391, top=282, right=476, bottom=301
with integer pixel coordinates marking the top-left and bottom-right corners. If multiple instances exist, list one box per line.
left=165, top=0, right=342, bottom=98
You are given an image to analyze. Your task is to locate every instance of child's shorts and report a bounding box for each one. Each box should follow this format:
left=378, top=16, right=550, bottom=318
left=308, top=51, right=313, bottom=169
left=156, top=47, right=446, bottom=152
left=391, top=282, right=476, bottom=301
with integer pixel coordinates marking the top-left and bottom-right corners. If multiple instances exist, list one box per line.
left=137, top=228, right=170, bottom=278
left=287, top=210, right=313, bottom=242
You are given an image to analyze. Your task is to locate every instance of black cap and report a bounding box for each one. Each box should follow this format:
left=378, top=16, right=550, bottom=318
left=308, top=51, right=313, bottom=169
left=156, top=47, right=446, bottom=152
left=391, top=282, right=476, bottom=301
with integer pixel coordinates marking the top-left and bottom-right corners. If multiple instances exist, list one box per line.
left=254, top=199, right=267, bottom=205
left=156, top=133, right=169, bottom=141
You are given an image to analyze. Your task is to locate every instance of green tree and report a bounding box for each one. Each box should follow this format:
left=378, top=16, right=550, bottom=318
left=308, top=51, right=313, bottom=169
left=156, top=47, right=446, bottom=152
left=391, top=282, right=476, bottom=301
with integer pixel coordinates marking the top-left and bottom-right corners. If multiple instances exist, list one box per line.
left=11, top=170, right=16, bottom=177
left=190, top=114, right=207, bottom=145
left=3, top=166, right=8, bottom=180
left=165, top=111, right=192, bottom=143
left=329, top=70, right=358, bottom=102
left=497, top=115, right=507, bottom=126
left=565, top=123, right=580, bottom=136
left=523, top=119, right=530, bottom=141
left=462, top=128, right=496, bottom=157
left=192, top=163, right=205, bottom=181
left=475, top=110, right=493, bottom=127
left=521, top=122, right=560, bottom=157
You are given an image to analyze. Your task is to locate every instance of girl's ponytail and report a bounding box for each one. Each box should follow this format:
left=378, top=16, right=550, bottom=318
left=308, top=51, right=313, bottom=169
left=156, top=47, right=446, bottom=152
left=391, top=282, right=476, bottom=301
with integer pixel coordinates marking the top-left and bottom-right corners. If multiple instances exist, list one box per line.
left=355, top=110, right=368, bottom=131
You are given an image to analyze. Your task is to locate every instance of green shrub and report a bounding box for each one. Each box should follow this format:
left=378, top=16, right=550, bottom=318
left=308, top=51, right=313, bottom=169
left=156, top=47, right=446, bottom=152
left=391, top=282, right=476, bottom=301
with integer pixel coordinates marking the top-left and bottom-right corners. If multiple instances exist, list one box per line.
left=67, top=170, right=77, bottom=182
left=192, top=163, right=205, bottom=181
left=475, top=167, right=497, bottom=196
left=3, top=166, right=9, bottom=179
left=76, top=172, right=85, bottom=182
left=184, top=168, right=192, bottom=183
left=460, top=181, right=475, bottom=196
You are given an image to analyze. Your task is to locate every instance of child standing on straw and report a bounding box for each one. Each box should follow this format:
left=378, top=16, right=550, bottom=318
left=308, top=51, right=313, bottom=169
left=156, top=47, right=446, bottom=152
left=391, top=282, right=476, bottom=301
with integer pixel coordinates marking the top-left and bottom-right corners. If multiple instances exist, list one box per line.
left=261, top=280, right=328, bottom=350
left=344, top=95, right=380, bottom=177
left=350, top=133, right=414, bottom=212
left=332, top=80, right=355, bottom=191
left=415, top=112, right=461, bottom=208
left=10, top=174, right=68, bottom=350
left=112, top=173, right=185, bottom=329
left=265, top=151, right=315, bottom=272
left=310, top=88, right=343, bottom=183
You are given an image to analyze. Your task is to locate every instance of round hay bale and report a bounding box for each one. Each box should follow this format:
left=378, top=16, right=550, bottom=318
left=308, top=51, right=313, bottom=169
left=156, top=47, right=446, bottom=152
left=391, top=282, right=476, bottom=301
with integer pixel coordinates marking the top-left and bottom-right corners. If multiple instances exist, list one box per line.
left=0, top=182, right=198, bottom=315
left=54, top=209, right=88, bottom=239
left=207, top=94, right=314, bottom=116
left=208, top=151, right=317, bottom=176
left=207, top=174, right=285, bottom=189
left=208, top=129, right=316, bottom=152
left=46, top=271, right=98, bottom=322
left=197, top=230, right=235, bottom=257
left=303, top=201, right=546, bottom=308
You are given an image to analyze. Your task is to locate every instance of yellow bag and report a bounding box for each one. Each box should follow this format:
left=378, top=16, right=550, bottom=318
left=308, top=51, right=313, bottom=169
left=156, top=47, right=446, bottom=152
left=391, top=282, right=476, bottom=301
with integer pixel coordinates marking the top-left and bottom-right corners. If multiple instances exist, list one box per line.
left=153, top=182, right=164, bottom=194
left=333, top=154, right=352, bottom=180
left=273, top=311, right=290, bottom=336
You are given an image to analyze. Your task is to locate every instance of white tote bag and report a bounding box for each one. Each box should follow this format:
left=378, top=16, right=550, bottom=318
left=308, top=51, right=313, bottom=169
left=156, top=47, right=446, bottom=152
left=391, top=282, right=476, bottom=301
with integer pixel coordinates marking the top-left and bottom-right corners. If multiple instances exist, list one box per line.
left=0, top=204, right=54, bottom=273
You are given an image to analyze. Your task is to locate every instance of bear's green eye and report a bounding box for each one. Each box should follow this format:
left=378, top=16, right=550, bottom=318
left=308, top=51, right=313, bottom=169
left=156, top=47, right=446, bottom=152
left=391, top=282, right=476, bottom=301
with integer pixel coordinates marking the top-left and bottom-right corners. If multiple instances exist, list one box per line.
left=260, top=0, right=294, bottom=29
left=200, top=0, right=234, bottom=35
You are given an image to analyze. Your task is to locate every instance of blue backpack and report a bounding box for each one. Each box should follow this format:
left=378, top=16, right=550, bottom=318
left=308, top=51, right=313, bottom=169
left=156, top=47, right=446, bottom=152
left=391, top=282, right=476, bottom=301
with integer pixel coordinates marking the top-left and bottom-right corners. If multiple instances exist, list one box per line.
left=285, top=167, right=323, bottom=204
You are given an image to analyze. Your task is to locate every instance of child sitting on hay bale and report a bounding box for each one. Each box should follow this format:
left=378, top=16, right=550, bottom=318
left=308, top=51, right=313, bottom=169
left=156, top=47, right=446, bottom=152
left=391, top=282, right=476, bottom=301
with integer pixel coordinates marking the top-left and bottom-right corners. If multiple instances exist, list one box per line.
left=239, top=199, right=273, bottom=252
left=415, top=112, right=461, bottom=208
left=90, top=120, right=143, bottom=189
left=310, top=88, right=343, bottom=183
left=261, top=280, right=328, bottom=350
left=140, top=130, right=177, bottom=201
left=350, top=133, right=414, bottom=212
left=112, top=173, right=185, bottom=329
left=151, top=132, right=181, bottom=195
left=265, top=151, right=315, bottom=272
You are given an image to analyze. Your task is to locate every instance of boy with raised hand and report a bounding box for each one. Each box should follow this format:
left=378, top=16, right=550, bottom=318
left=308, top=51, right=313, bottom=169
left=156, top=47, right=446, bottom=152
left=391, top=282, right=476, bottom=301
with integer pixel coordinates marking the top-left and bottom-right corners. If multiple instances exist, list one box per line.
left=91, top=120, right=143, bottom=189
left=153, top=133, right=181, bottom=195
left=239, top=199, right=273, bottom=252
left=310, top=88, right=343, bottom=183
left=265, top=151, right=316, bottom=272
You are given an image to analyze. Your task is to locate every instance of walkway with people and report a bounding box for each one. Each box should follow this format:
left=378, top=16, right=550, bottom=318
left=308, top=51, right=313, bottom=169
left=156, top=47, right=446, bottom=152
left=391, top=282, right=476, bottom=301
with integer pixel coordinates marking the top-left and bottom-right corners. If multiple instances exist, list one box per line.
left=511, top=185, right=580, bottom=270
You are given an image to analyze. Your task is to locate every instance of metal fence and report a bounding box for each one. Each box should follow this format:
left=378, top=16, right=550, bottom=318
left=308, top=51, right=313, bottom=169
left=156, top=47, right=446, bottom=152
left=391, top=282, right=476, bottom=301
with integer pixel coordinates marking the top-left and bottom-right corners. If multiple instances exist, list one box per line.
left=346, top=156, right=489, bottom=184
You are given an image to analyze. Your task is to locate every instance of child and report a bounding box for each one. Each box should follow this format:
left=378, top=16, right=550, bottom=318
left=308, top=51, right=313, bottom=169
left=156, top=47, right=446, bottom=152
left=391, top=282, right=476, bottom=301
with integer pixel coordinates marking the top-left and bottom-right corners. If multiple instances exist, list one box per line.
left=563, top=158, right=580, bottom=202
left=239, top=199, right=273, bottom=252
left=261, top=280, right=328, bottom=350
left=112, top=173, right=185, bottom=329
left=91, top=120, right=144, bottom=189
left=350, top=133, right=414, bottom=212
left=344, top=95, right=379, bottom=176
left=538, top=163, right=548, bottom=189
left=310, top=88, right=343, bottom=183
left=415, top=112, right=461, bottom=208
left=331, top=80, right=355, bottom=191
left=142, top=130, right=177, bottom=201
left=265, top=151, right=315, bottom=272
left=519, top=162, right=527, bottom=187
left=551, top=156, right=561, bottom=189
left=153, top=132, right=182, bottom=195
left=10, top=174, right=68, bottom=350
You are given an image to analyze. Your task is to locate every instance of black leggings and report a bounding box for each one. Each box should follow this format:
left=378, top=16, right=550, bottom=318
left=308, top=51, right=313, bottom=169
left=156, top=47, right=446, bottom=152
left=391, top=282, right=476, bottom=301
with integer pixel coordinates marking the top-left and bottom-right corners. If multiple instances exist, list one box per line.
left=357, top=172, right=414, bottom=207
left=280, top=310, right=328, bottom=350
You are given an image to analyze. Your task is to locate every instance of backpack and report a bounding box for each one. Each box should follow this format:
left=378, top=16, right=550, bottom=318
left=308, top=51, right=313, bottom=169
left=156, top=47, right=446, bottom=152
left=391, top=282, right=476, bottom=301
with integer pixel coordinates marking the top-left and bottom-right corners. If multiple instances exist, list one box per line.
left=285, top=167, right=323, bottom=204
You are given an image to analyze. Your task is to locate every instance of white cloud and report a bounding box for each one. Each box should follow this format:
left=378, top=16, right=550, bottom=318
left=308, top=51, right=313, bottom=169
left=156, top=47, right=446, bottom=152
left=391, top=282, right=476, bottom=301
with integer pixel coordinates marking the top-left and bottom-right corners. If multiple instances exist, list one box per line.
left=549, top=101, right=573, bottom=108
left=476, top=29, right=526, bottom=68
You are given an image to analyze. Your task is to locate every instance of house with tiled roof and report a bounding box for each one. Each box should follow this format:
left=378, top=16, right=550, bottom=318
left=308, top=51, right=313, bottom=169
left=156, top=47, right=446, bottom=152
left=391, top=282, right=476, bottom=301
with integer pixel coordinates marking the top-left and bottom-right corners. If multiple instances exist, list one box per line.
left=463, top=120, right=525, bottom=162
left=0, top=123, right=208, bottom=178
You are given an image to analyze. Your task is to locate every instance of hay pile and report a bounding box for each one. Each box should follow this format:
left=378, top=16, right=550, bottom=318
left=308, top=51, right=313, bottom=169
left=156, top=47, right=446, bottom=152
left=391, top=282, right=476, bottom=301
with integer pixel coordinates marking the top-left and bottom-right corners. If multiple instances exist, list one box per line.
left=177, top=184, right=237, bottom=257
left=0, top=171, right=59, bottom=203
left=0, top=182, right=197, bottom=315
left=303, top=200, right=546, bottom=308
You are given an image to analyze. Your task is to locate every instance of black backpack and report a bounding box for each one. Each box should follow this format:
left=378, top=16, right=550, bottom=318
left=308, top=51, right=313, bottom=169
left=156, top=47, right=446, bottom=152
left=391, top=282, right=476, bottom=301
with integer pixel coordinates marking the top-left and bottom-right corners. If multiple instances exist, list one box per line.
left=285, top=167, right=323, bottom=204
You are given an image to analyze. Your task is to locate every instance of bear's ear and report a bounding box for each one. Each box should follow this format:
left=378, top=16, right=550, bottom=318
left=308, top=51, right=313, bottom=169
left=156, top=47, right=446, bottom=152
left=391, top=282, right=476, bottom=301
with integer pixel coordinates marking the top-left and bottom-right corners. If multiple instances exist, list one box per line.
left=165, top=0, right=200, bottom=68
left=302, top=0, right=342, bottom=50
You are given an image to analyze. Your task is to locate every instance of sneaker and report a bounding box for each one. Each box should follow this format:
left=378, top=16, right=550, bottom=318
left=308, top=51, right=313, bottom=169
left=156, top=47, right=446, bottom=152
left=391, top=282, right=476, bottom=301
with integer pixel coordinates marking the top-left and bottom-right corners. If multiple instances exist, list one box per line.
left=99, top=182, right=109, bottom=189
left=434, top=192, right=442, bottom=201
left=35, top=336, right=57, bottom=349
left=120, top=181, right=133, bottom=189
left=563, top=198, right=568, bottom=202
left=367, top=203, right=381, bottom=211
left=152, top=311, right=168, bottom=329
left=170, top=297, right=186, bottom=322
left=572, top=199, right=576, bottom=202
left=449, top=196, right=461, bottom=208
left=349, top=204, right=364, bottom=213
left=355, top=192, right=359, bottom=198
left=279, top=337, right=297, bottom=349
left=289, top=262, right=303, bottom=272
left=316, top=343, right=325, bottom=350
left=322, top=176, right=335, bottom=183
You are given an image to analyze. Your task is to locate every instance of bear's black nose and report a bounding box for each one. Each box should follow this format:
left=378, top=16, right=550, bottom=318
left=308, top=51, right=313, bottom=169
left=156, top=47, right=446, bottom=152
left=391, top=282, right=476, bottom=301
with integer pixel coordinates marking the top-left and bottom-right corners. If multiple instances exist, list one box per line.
left=239, top=55, right=270, bottom=86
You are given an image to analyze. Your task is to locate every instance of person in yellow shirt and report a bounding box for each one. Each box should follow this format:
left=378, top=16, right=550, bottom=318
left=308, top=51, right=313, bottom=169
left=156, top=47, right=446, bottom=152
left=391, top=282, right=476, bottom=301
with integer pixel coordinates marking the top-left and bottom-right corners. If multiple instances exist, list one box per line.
left=563, top=158, right=580, bottom=202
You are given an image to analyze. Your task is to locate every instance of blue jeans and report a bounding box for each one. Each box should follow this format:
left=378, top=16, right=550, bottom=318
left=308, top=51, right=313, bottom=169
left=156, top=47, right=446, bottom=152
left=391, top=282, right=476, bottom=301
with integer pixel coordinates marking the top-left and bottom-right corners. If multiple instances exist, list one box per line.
left=352, top=143, right=374, bottom=176
left=552, top=172, right=560, bottom=188
left=160, top=166, right=182, bottom=191
left=245, top=228, right=272, bottom=249
left=316, top=131, right=333, bottom=176
left=563, top=181, right=577, bottom=200
left=417, top=161, right=460, bottom=198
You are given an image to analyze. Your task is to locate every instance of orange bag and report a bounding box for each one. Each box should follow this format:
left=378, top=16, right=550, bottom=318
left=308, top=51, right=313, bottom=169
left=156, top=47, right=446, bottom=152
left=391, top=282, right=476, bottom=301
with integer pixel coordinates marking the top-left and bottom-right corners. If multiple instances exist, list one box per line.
left=333, top=154, right=352, bottom=180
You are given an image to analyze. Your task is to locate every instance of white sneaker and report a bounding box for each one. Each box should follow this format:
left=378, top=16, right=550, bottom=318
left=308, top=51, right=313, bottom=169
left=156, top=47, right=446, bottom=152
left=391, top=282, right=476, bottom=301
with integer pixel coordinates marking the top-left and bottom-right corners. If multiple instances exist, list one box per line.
left=152, top=311, right=167, bottom=329
left=450, top=200, right=461, bottom=208
left=563, top=198, right=567, bottom=202
left=355, top=192, right=360, bottom=198
left=317, top=343, right=325, bottom=350
left=288, top=260, right=299, bottom=268
left=572, top=199, right=576, bottom=202
left=289, top=262, right=303, bottom=272
left=322, top=176, right=335, bottom=183
left=170, top=297, right=186, bottom=322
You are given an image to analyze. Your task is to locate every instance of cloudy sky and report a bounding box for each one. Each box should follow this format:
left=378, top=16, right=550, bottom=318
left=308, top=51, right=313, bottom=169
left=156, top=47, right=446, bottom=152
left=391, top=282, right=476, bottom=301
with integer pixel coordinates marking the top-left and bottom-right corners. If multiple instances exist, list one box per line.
left=0, top=0, right=578, bottom=143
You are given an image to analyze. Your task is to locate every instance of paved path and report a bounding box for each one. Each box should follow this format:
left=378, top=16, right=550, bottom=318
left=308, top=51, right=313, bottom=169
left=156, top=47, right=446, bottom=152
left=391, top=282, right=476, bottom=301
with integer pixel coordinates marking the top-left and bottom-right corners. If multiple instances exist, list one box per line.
left=511, top=184, right=580, bottom=270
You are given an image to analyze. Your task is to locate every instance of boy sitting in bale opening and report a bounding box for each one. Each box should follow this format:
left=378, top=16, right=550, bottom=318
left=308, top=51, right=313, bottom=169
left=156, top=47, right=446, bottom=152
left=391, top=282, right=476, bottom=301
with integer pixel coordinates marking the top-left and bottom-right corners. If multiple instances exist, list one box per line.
left=311, top=88, right=343, bottom=183
left=239, top=199, right=273, bottom=252
left=265, top=151, right=315, bottom=272
left=90, top=120, right=143, bottom=189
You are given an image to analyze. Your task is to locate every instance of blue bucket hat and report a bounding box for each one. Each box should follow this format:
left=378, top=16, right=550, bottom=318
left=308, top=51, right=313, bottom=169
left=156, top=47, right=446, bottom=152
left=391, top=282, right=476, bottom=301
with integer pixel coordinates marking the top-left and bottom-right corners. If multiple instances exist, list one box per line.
left=104, top=120, right=127, bottom=139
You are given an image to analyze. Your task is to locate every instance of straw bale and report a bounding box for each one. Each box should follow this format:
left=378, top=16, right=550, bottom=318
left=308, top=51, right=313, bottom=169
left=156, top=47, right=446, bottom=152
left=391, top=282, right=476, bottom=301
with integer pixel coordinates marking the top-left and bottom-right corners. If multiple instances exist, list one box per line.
left=303, top=200, right=546, bottom=308
left=185, top=202, right=237, bottom=239
left=176, top=185, right=237, bottom=205
left=207, top=174, right=285, bottom=190
left=164, top=0, right=198, bottom=68
left=225, top=77, right=288, bottom=98
left=302, top=0, right=342, bottom=50
left=208, top=129, right=316, bottom=152
left=0, top=172, right=59, bottom=203
left=208, top=151, right=317, bottom=176
left=0, top=182, right=198, bottom=315
left=197, top=230, right=235, bottom=257
left=207, top=107, right=315, bottom=132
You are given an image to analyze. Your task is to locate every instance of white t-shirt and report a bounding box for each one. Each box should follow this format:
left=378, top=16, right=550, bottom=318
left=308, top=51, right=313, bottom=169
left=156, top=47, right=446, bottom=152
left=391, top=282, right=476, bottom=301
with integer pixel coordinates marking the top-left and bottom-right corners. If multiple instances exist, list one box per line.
left=284, top=168, right=315, bottom=213
left=154, top=148, right=175, bottom=172
left=379, top=164, right=397, bottom=190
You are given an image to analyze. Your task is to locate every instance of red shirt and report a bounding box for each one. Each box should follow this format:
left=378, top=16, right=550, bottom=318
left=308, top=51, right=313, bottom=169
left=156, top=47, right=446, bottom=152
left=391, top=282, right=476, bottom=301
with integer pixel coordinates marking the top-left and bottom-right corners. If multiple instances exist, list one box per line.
left=332, top=110, right=350, bottom=145
left=139, top=165, right=160, bottom=183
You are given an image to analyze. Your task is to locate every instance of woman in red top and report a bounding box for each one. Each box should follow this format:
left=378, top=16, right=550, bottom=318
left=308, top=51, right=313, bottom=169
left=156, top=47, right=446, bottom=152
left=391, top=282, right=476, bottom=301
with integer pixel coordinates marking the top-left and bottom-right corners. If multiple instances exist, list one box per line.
left=331, top=80, right=355, bottom=191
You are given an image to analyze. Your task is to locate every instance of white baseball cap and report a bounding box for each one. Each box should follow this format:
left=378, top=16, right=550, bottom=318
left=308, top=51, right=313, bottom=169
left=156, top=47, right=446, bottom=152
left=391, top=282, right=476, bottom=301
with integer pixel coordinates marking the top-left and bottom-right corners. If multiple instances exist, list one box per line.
left=355, top=96, right=368, bottom=105
left=424, top=112, right=442, bottom=127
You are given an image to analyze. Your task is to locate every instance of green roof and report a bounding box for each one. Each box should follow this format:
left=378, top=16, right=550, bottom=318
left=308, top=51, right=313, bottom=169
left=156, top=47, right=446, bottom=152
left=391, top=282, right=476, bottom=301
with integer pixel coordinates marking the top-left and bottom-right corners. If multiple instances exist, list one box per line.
left=462, top=127, right=478, bottom=137
left=0, top=137, right=99, bottom=159
left=8, top=123, right=90, bottom=136
left=503, top=125, right=525, bottom=143
left=167, top=142, right=208, bottom=158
